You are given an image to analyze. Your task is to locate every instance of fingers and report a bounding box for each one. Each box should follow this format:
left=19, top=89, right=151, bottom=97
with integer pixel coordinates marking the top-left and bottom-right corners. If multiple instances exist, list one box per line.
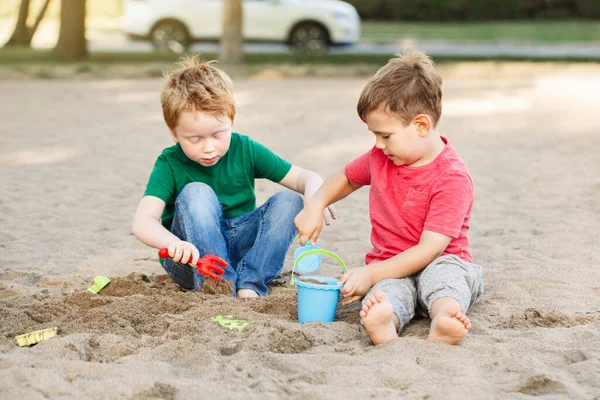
left=342, top=295, right=362, bottom=306
left=328, top=205, right=338, bottom=220
left=182, top=247, right=192, bottom=266
left=168, top=242, right=177, bottom=259
left=322, top=205, right=338, bottom=226
left=338, top=270, right=352, bottom=285
left=167, top=242, right=198, bottom=264
left=323, top=208, right=333, bottom=226
left=190, top=247, right=200, bottom=266
left=296, top=221, right=315, bottom=246
left=172, top=244, right=183, bottom=263
left=309, top=225, right=321, bottom=245
left=295, top=208, right=326, bottom=246
left=298, top=232, right=312, bottom=246
left=340, top=282, right=355, bottom=297
left=294, top=213, right=310, bottom=246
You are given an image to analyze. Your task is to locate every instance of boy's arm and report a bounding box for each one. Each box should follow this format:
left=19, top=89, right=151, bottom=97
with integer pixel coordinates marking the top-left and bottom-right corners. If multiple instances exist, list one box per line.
left=339, top=230, right=451, bottom=305
left=293, top=169, right=362, bottom=245
left=368, top=230, right=451, bottom=280
left=132, top=196, right=200, bottom=265
left=278, top=165, right=338, bottom=225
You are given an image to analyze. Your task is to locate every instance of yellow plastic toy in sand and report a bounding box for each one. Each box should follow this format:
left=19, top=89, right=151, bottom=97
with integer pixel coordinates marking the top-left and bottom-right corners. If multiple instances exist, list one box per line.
left=211, top=315, right=248, bottom=332
left=88, top=275, right=111, bottom=294
left=15, top=327, right=58, bottom=347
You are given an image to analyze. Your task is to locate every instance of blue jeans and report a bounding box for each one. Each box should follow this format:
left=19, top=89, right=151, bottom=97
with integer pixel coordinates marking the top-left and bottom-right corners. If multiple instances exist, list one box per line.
left=162, top=183, right=303, bottom=296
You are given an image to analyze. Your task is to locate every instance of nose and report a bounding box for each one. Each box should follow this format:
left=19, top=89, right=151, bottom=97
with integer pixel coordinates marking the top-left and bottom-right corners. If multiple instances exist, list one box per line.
left=202, top=140, right=216, bottom=154
left=374, top=137, right=386, bottom=150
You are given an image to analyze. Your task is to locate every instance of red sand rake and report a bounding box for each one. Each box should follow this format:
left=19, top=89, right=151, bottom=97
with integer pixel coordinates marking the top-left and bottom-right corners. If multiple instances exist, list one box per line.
left=158, top=248, right=227, bottom=281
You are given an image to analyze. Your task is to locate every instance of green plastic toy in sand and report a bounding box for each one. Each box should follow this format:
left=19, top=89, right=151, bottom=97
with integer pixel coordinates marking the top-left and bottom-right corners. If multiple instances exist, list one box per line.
left=211, top=315, right=248, bottom=332
left=87, top=275, right=111, bottom=294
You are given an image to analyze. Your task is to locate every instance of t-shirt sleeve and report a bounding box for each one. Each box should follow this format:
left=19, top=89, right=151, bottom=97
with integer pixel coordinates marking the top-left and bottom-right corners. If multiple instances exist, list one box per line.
left=424, top=171, right=474, bottom=238
left=143, top=154, right=176, bottom=203
left=344, top=150, right=372, bottom=186
left=251, top=139, right=292, bottom=182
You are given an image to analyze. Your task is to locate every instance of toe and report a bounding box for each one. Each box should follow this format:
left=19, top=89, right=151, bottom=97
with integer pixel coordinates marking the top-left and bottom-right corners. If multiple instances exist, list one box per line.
left=359, top=310, right=367, bottom=319
left=465, top=318, right=472, bottom=330
left=373, top=290, right=387, bottom=303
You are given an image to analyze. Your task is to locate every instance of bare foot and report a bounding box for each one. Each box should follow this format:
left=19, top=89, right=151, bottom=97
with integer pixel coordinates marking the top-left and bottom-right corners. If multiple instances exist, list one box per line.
left=237, top=289, right=259, bottom=298
left=427, top=302, right=471, bottom=345
left=359, top=290, right=398, bottom=345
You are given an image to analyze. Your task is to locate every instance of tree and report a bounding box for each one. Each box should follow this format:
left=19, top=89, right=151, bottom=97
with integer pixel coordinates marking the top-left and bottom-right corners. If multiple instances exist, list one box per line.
left=53, top=0, right=87, bottom=60
left=4, top=0, right=53, bottom=48
left=219, top=0, right=243, bottom=64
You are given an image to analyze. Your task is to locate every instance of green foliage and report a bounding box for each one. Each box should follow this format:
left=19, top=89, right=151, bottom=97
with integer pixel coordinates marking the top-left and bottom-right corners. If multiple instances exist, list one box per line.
left=344, top=0, right=600, bottom=20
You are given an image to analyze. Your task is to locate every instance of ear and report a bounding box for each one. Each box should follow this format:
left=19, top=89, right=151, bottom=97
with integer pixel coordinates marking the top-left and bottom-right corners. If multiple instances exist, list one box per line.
left=413, top=114, right=432, bottom=137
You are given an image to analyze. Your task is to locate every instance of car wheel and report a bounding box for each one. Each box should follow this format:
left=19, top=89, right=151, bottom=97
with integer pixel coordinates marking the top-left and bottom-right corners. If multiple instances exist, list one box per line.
left=289, top=23, right=329, bottom=53
left=150, top=21, right=190, bottom=53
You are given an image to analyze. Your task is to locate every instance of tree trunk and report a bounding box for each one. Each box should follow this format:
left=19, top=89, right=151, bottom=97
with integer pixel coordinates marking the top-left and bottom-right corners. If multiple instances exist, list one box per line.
left=53, top=0, right=88, bottom=61
left=4, top=0, right=31, bottom=47
left=30, top=0, right=53, bottom=37
left=219, top=0, right=243, bottom=64
left=4, top=0, right=53, bottom=48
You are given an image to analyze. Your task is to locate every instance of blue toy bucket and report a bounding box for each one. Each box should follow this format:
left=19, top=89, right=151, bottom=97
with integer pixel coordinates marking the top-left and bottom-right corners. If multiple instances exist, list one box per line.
left=291, top=249, right=348, bottom=323
left=294, top=243, right=322, bottom=274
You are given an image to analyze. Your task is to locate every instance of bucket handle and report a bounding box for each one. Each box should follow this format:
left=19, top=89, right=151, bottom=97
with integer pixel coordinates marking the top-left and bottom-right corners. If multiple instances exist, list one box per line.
left=290, top=249, right=348, bottom=285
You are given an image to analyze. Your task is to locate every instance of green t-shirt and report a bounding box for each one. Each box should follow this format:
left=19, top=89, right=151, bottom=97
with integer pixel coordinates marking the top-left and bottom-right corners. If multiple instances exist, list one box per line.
left=144, top=133, right=292, bottom=230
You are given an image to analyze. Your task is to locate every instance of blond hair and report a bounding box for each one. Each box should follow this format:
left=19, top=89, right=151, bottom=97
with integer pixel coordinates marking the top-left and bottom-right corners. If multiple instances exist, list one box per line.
left=357, top=49, right=442, bottom=127
left=160, top=55, right=235, bottom=130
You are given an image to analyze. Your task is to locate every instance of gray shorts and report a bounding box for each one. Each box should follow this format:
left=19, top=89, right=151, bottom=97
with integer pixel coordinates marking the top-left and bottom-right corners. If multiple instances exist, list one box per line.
left=362, top=255, right=484, bottom=333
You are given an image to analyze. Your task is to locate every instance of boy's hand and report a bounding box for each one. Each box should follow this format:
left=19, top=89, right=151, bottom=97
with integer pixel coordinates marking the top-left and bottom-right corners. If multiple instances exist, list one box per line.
left=323, top=204, right=338, bottom=226
left=338, top=267, right=374, bottom=305
left=167, top=241, right=200, bottom=266
left=294, top=204, right=324, bottom=245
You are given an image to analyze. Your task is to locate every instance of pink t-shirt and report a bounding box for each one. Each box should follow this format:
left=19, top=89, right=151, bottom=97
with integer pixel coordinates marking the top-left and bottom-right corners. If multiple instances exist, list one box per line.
left=345, top=137, right=474, bottom=265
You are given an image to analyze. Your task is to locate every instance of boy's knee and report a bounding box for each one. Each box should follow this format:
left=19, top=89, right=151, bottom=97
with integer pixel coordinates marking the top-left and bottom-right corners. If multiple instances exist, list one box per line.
left=271, top=190, right=303, bottom=215
left=369, top=278, right=416, bottom=301
left=175, top=183, right=220, bottom=217
left=178, top=182, right=217, bottom=202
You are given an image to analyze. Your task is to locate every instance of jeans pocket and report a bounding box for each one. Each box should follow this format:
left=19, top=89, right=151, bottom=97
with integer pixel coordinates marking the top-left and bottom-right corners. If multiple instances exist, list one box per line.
left=165, top=260, right=195, bottom=290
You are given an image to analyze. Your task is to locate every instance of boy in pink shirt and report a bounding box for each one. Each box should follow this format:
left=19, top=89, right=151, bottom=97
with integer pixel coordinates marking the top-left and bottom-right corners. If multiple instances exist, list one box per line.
left=295, top=50, right=483, bottom=345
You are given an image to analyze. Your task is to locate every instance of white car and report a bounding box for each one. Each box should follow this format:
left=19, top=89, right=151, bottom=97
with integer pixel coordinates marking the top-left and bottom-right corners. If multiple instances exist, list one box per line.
left=123, top=0, right=361, bottom=52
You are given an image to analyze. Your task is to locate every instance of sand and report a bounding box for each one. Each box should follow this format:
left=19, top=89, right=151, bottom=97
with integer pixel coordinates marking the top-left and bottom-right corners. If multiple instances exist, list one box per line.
left=1, top=64, right=600, bottom=399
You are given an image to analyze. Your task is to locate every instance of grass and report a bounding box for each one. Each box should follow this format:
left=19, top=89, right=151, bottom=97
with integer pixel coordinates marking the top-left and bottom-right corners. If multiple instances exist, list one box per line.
left=361, top=20, right=600, bottom=43
left=4, top=47, right=600, bottom=67
left=1, top=47, right=598, bottom=80
left=0, top=48, right=390, bottom=79
left=0, top=48, right=395, bottom=66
